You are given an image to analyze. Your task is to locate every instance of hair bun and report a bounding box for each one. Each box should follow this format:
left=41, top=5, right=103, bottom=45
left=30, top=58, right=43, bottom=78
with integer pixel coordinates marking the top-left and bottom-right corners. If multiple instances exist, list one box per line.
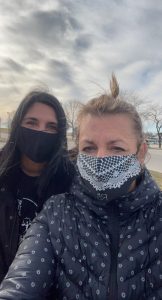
left=110, top=73, right=119, bottom=99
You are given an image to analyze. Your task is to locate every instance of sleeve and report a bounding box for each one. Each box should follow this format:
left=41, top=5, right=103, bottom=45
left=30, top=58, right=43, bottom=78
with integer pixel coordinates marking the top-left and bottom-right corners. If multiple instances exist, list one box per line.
left=0, top=207, right=56, bottom=300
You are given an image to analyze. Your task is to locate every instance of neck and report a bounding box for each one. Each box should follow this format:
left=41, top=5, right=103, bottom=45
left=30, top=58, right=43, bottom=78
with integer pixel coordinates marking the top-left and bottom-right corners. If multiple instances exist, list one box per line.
left=20, top=154, right=47, bottom=177
left=128, top=180, right=137, bottom=192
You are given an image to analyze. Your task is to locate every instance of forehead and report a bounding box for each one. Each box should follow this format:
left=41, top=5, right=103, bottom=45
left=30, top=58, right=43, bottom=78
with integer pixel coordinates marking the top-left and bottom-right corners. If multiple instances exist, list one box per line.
left=79, top=114, right=137, bottom=144
left=24, top=102, right=57, bottom=121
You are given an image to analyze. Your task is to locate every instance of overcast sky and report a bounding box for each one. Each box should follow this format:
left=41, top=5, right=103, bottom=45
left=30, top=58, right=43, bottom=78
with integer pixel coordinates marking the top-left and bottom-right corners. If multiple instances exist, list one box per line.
left=0, top=0, right=162, bottom=128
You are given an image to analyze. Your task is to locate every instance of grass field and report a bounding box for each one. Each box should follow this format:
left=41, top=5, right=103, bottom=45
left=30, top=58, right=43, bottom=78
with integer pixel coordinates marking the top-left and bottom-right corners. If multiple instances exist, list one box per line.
left=150, top=170, right=162, bottom=190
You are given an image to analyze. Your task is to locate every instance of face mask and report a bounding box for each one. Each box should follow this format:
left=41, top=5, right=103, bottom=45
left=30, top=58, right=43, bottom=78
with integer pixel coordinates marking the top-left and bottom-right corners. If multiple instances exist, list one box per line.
left=77, top=152, right=142, bottom=201
left=17, top=127, right=59, bottom=163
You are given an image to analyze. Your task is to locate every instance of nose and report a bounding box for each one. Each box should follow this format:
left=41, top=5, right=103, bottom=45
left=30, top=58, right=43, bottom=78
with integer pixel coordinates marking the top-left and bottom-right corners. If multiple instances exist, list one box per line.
left=35, top=122, right=47, bottom=132
left=96, top=148, right=108, bottom=158
left=37, top=126, right=46, bottom=132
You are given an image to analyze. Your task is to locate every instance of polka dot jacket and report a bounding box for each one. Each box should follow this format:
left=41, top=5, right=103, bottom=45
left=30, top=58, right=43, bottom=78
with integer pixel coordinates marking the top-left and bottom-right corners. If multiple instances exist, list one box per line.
left=0, top=169, right=162, bottom=300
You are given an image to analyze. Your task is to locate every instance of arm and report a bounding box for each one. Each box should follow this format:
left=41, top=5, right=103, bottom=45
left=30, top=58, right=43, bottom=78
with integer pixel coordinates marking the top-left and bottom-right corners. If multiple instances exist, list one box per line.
left=0, top=208, right=56, bottom=300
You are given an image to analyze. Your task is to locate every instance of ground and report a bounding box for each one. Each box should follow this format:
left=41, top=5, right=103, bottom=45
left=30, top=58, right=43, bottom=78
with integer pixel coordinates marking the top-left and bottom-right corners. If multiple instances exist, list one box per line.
left=150, top=170, right=162, bottom=190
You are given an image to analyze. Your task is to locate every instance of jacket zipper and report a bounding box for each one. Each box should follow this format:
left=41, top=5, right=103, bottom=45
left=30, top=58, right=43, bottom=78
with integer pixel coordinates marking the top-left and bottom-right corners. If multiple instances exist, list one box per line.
left=9, top=210, right=19, bottom=265
left=107, top=204, right=119, bottom=300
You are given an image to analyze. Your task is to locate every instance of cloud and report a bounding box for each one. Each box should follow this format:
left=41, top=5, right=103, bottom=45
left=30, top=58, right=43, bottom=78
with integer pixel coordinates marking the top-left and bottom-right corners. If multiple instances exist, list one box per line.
left=74, top=34, right=92, bottom=51
left=7, top=9, right=81, bottom=48
left=0, top=0, right=162, bottom=120
left=5, top=58, right=26, bottom=73
left=47, top=59, right=73, bottom=84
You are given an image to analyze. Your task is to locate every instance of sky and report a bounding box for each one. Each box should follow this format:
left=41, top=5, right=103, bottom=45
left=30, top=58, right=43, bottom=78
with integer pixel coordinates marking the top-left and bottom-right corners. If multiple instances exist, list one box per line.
left=0, top=0, right=162, bottom=130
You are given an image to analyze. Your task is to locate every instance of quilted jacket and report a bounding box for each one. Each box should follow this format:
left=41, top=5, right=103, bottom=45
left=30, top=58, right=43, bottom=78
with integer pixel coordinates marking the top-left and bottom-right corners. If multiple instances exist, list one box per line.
left=0, top=169, right=162, bottom=300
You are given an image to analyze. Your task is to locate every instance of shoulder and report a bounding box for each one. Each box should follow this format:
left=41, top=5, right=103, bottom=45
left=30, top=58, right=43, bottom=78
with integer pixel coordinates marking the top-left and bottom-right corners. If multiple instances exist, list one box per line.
left=41, top=189, right=84, bottom=227
left=42, top=191, right=74, bottom=213
left=50, top=160, right=76, bottom=195
left=44, top=192, right=75, bottom=213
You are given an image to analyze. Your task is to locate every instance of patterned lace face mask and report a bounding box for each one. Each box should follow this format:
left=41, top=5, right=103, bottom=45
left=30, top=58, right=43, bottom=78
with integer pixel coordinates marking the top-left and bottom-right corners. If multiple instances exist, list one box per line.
left=77, top=153, right=142, bottom=201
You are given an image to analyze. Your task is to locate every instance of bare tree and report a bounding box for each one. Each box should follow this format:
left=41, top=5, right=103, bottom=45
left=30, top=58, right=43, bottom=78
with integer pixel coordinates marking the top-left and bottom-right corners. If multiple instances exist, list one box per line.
left=120, top=90, right=149, bottom=117
left=64, top=100, right=83, bottom=139
left=143, top=105, right=162, bottom=148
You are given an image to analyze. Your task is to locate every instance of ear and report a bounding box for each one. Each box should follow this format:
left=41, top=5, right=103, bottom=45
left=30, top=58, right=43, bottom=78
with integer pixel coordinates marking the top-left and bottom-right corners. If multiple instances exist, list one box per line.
left=137, top=142, right=148, bottom=165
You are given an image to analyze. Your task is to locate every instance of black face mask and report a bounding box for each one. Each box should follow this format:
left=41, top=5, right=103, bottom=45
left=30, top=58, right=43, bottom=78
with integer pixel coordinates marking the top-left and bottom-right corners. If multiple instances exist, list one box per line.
left=17, top=127, right=59, bottom=163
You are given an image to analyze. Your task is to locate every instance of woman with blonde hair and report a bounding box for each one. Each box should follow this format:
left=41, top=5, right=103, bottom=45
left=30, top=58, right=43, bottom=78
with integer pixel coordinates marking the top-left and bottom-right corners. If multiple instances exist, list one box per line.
left=0, top=75, right=161, bottom=300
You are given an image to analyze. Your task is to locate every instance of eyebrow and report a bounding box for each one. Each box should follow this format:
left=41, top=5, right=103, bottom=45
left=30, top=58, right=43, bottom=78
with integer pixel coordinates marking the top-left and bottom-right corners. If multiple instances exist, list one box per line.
left=23, top=117, right=58, bottom=125
left=83, top=139, right=124, bottom=144
left=23, top=117, right=57, bottom=124
left=81, top=139, right=127, bottom=145
left=81, top=140, right=94, bottom=144
left=23, top=117, right=37, bottom=121
left=107, top=140, right=127, bottom=145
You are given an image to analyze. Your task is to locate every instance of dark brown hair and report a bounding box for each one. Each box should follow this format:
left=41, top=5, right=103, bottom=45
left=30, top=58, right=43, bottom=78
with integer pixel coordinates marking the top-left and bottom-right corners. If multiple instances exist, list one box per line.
left=0, top=90, right=68, bottom=195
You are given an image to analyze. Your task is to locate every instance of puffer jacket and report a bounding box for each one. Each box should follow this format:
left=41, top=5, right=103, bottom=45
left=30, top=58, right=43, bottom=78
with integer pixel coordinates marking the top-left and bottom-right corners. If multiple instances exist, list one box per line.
left=0, top=169, right=162, bottom=300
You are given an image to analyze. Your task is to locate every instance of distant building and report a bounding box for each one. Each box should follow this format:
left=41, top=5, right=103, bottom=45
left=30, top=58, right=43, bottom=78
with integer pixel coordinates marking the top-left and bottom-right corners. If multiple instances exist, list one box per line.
left=146, top=137, right=158, bottom=145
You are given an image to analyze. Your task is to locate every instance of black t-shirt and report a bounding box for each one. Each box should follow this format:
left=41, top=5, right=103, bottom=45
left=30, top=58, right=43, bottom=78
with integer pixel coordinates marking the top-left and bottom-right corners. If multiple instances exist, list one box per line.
left=17, top=171, right=40, bottom=241
left=3, top=160, right=75, bottom=242
left=16, top=161, right=75, bottom=241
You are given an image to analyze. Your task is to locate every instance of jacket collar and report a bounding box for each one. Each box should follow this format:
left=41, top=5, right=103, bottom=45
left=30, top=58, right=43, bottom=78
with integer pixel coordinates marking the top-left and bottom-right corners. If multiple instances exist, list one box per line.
left=71, top=168, right=161, bottom=219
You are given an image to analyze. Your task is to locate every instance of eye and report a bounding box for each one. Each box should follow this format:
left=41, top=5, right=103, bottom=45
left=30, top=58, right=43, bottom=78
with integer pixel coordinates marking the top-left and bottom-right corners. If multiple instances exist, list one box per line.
left=46, top=124, right=58, bottom=133
left=22, top=120, right=37, bottom=127
left=112, top=146, right=126, bottom=153
left=26, top=120, right=36, bottom=125
left=82, top=146, right=96, bottom=154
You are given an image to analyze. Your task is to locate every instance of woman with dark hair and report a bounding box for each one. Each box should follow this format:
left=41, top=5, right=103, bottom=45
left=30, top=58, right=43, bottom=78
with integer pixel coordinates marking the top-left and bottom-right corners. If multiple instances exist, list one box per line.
left=0, top=90, right=74, bottom=282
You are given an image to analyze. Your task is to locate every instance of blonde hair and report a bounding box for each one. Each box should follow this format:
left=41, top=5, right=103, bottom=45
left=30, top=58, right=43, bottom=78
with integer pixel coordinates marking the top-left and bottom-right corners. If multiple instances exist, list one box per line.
left=77, top=74, right=144, bottom=147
